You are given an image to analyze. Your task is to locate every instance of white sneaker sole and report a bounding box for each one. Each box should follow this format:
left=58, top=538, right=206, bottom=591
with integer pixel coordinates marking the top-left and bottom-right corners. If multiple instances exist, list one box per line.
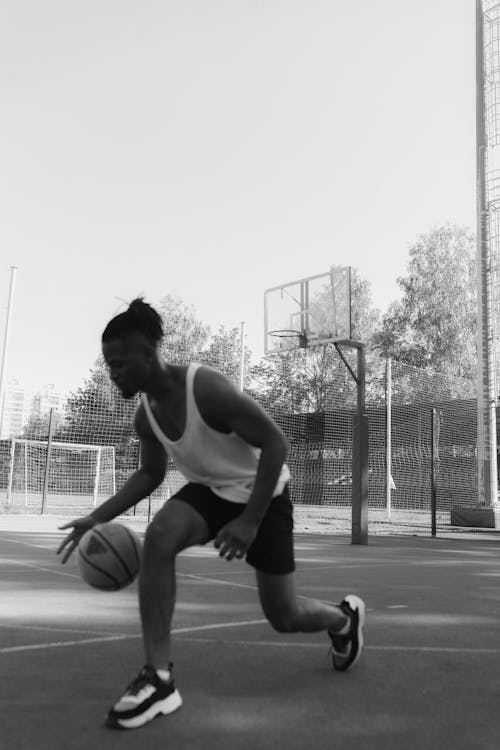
left=109, top=688, right=182, bottom=729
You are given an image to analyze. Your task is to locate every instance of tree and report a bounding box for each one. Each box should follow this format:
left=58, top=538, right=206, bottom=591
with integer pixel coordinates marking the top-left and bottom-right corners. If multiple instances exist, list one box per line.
left=199, top=325, right=251, bottom=386
left=57, top=358, right=139, bottom=485
left=246, top=354, right=311, bottom=413
left=372, top=225, right=477, bottom=380
left=59, top=358, right=137, bottom=446
left=21, top=411, right=64, bottom=441
left=157, top=294, right=210, bottom=364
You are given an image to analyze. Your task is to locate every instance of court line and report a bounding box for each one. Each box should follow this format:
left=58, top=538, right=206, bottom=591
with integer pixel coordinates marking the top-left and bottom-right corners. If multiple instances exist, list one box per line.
left=0, top=618, right=268, bottom=654
left=2, top=558, right=81, bottom=579
left=0, top=634, right=134, bottom=654
left=0, top=622, right=117, bottom=637
left=178, top=571, right=342, bottom=606
left=4, top=623, right=500, bottom=657
left=179, top=572, right=260, bottom=591
left=0, top=537, right=81, bottom=578
left=177, top=636, right=500, bottom=655
left=0, top=535, right=60, bottom=550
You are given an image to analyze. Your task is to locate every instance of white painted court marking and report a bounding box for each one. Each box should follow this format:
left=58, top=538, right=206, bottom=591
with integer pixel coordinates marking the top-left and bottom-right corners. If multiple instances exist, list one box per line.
left=0, top=535, right=61, bottom=551
left=178, top=571, right=342, bottom=607
left=387, top=605, right=409, bottom=609
left=3, top=615, right=500, bottom=657
left=177, top=637, right=500, bottom=656
left=0, top=536, right=81, bottom=578
left=0, top=618, right=268, bottom=655
left=2, top=557, right=81, bottom=579
left=0, top=622, right=117, bottom=637
left=179, top=572, right=259, bottom=592
left=0, top=634, right=134, bottom=654
left=173, top=618, right=267, bottom=635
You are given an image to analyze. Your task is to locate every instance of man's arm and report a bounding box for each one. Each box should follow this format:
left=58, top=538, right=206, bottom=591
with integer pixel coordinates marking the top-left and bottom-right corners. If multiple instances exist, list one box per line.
left=230, top=402, right=288, bottom=526
left=57, top=406, right=167, bottom=562
left=91, top=418, right=167, bottom=523
left=196, top=368, right=289, bottom=559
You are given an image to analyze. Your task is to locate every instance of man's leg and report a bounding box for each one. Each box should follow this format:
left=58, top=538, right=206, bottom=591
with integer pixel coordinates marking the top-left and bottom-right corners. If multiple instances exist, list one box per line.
left=256, top=569, right=348, bottom=633
left=256, top=569, right=365, bottom=671
left=107, top=498, right=210, bottom=729
left=139, top=498, right=210, bottom=670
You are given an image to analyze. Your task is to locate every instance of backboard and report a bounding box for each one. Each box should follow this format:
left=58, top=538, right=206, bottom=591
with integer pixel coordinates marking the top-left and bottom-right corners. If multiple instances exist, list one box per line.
left=264, top=266, right=352, bottom=354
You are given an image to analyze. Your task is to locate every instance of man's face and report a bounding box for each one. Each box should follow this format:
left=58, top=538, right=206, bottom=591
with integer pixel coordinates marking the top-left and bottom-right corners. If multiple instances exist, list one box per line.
left=102, top=335, right=153, bottom=399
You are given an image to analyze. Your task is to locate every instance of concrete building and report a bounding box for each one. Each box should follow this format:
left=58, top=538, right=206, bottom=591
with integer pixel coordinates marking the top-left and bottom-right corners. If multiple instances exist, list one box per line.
left=0, top=381, right=66, bottom=439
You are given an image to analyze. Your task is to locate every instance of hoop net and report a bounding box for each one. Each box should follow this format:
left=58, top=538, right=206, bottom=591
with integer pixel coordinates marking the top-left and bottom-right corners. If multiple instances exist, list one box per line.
left=268, top=329, right=308, bottom=349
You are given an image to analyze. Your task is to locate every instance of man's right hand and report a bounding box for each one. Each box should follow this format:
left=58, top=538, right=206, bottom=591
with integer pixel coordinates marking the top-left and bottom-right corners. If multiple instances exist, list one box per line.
left=57, top=516, right=97, bottom=564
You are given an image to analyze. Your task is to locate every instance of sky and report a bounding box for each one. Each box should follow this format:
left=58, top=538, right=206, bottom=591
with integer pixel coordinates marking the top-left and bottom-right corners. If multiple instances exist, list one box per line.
left=0, top=0, right=476, bottom=396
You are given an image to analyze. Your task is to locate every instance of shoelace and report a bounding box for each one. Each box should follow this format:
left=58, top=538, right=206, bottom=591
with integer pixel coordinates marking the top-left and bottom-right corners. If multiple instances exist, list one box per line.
left=124, top=668, right=156, bottom=696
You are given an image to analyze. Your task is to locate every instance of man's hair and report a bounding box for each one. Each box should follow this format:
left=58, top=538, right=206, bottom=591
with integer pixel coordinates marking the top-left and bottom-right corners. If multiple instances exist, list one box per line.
left=102, top=298, right=164, bottom=345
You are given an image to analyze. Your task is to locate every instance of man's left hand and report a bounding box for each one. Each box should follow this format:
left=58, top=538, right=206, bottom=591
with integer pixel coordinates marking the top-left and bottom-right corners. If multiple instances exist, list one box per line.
left=214, top=516, right=259, bottom=561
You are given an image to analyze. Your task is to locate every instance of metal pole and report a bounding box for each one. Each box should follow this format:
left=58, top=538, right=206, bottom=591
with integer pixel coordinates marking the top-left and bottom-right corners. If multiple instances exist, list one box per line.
left=386, top=357, right=392, bottom=518
left=476, top=0, right=499, bottom=507
left=134, top=441, right=151, bottom=519
left=239, top=321, right=246, bottom=391
left=23, top=440, right=28, bottom=509
left=431, top=408, right=437, bottom=537
left=352, top=344, right=368, bottom=545
left=7, top=438, right=15, bottom=503
left=0, top=266, right=18, bottom=439
left=111, top=446, right=116, bottom=495
left=133, top=443, right=141, bottom=516
left=41, top=408, right=55, bottom=514
left=93, top=446, right=102, bottom=507
left=356, top=345, right=366, bottom=416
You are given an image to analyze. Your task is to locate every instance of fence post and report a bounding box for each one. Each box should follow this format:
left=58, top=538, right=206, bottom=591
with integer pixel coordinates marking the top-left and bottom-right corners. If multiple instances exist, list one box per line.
left=134, top=441, right=151, bottom=519
left=23, top=440, right=28, bottom=509
left=239, top=321, right=246, bottom=391
left=7, top=438, right=14, bottom=504
left=111, top=446, right=116, bottom=495
left=431, top=408, right=440, bottom=537
left=93, top=446, right=102, bottom=507
left=133, top=443, right=140, bottom=516
left=386, top=357, right=392, bottom=518
left=41, top=408, right=55, bottom=515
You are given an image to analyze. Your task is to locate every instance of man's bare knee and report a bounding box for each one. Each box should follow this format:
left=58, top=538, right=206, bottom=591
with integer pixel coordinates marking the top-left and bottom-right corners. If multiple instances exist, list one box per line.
left=143, top=521, right=178, bottom=561
left=266, top=607, right=299, bottom=633
left=143, top=501, right=209, bottom=561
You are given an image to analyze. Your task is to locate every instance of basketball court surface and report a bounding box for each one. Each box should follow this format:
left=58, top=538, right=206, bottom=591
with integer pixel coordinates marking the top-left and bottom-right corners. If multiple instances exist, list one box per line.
left=1, top=514, right=499, bottom=750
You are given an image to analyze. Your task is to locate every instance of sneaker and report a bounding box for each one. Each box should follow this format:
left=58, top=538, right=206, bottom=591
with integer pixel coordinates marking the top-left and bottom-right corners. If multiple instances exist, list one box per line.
left=106, top=664, right=182, bottom=729
left=328, top=594, right=366, bottom=671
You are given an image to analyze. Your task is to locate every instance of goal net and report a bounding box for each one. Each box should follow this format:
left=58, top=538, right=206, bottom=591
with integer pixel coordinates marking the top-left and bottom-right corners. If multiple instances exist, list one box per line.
left=6, top=439, right=116, bottom=512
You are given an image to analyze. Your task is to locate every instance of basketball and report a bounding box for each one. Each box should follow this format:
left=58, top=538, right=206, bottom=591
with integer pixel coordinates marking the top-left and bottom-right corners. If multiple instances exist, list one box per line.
left=77, top=522, right=142, bottom=591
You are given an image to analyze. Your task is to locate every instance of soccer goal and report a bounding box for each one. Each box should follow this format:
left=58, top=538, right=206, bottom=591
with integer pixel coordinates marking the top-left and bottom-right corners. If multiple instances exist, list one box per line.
left=5, top=439, right=116, bottom=511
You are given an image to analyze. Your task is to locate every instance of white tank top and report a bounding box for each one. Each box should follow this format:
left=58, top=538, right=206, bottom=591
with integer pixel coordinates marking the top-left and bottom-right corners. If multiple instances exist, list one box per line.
left=142, top=363, right=290, bottom=504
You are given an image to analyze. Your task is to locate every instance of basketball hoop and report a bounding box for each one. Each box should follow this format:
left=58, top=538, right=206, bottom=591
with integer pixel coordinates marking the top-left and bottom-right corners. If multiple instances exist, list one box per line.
left=264, top=267, right=352, bottom=356
left=268, top=329, right=308, bottom=349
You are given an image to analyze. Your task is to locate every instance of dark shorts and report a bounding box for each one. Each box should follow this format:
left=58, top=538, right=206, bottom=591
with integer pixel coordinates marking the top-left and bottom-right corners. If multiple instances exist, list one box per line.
left=172, top=482, right=295, bottom=575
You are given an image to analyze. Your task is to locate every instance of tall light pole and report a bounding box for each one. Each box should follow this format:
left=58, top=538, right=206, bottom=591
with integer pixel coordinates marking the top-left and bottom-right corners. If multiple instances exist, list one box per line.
left=0, top=266, right=18, bottom=439
left=239, top=321, right=247, bottom=391
left=476, top=1, right=499, bottom=508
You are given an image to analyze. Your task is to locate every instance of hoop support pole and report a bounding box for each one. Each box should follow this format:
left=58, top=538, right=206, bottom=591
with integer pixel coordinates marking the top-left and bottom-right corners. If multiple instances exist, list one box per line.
left=331, top=340, right=368, bottom=544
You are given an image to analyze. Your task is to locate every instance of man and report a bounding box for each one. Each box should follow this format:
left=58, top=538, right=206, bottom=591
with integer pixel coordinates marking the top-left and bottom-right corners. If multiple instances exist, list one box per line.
left=58, top=298, right=365, bottom=730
